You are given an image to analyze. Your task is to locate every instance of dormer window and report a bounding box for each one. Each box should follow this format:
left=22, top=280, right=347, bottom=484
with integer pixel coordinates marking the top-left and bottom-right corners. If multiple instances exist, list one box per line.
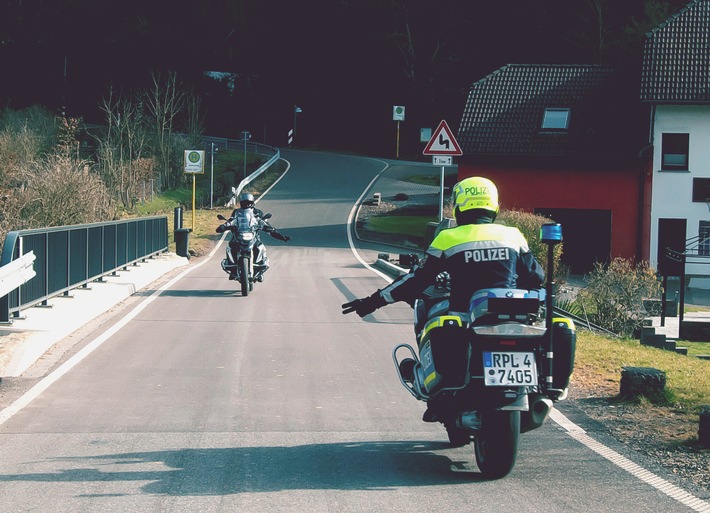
left=541, top=108, right=570, bottom=130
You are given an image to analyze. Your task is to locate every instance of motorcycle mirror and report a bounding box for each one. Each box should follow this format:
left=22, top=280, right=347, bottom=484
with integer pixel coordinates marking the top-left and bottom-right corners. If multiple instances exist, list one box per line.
left=217, top=214, right=227, bottom=221
left=263, top=213, right=273, bottom=220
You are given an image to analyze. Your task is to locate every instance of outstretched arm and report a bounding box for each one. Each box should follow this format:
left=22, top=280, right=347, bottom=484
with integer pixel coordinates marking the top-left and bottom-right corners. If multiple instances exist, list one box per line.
left=261, top=222, right=291, bottom=242
left=269, top=230, right=291, bottom=242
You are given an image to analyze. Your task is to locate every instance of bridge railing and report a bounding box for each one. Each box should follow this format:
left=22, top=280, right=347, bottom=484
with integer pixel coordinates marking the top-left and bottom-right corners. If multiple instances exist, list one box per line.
left=0, top=216, right=168, bottom=323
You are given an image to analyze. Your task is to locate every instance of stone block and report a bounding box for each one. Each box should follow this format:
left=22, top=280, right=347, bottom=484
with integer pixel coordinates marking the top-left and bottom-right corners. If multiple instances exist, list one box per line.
left=679, top=320, right=710, bottom=342
left=663, top=340, right=677, bottom=352
left=640, top=333, right=666, bottom=348
left=620, top=367, right=666, bottom=399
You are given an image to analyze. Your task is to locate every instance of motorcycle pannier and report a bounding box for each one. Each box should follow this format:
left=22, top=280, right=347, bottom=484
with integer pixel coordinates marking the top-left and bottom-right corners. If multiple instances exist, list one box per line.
left=418, top=315, right=470, bottom=395
left=550, top=317, right=576, bottom=390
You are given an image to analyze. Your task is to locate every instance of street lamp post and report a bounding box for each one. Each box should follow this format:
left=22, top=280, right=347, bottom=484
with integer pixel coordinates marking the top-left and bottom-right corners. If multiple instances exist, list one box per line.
left=210, top=142, right=215, bottom=209
left=241, top=131, right=251, bottom=180
left=293, top=105, right=302, bottom=145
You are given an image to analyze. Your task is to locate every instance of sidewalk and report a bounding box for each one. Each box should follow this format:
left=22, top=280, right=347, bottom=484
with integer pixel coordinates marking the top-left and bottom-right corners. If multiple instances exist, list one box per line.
left=0, top=252, right=189, bottom=377
left=649, top=311, right=710, bottom=338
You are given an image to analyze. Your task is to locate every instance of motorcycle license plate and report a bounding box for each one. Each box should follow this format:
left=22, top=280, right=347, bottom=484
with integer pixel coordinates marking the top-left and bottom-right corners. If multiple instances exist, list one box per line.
left=483, top=352, right=537, bottom=386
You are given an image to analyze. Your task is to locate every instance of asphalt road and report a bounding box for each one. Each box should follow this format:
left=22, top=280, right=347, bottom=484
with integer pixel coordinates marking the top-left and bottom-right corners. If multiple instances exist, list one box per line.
left=0, top=149, right=706, bottom=512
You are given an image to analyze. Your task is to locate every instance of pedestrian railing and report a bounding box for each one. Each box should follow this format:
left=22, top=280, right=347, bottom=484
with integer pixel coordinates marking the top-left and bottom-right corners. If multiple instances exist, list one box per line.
left=0, top=216, right=168, bottom=323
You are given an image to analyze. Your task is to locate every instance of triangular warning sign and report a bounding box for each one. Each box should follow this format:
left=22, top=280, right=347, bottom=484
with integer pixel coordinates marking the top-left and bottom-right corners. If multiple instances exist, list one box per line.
left=423, top=120, right=463, bottom=156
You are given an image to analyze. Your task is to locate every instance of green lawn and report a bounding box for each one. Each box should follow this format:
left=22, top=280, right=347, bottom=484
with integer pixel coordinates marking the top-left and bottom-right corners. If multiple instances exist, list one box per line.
left=366, top=215, right=437, bottom=238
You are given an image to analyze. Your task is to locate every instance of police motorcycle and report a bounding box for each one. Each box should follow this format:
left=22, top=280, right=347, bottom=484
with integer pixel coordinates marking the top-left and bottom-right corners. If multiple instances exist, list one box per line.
left=217, top=211, right=272, bottom=296
left=392, top=223, right=575, bottom=479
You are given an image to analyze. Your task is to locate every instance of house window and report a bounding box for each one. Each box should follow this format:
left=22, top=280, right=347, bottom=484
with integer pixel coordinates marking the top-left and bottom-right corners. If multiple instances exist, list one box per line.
left=699, top=221, right=710, bottom=257
left=661, top=133, right=689, bottom=171
left=541, top=108, right=570, bottom=130
left=692, top=178, right=710, bottom=203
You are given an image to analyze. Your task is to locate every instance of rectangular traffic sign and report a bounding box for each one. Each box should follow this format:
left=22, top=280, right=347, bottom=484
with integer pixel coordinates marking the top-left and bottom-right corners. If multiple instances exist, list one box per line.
left=432, top=156, right=452, bottom=165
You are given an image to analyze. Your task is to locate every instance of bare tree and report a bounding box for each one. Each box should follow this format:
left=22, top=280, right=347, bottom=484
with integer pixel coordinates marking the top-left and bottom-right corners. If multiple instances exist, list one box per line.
left=56, top=116, right=82, bottom=159
left=96, top=87, right=154, bottom=210
left=145, top=71, right=186, bottom=190
left=185, top=91, right=206, bottom=149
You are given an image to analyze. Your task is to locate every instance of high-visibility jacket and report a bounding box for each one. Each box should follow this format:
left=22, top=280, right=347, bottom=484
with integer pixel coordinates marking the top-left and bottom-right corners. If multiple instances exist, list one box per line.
left=380, top=222, right=545, bottom=312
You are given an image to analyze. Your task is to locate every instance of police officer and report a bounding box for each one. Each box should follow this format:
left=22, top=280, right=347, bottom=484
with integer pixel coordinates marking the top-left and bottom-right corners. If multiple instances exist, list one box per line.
left=341, top=175, right=544, bottom=321
left=342, top=176, right=545, bottom=317
left=341, top=177, right=544, bottom=422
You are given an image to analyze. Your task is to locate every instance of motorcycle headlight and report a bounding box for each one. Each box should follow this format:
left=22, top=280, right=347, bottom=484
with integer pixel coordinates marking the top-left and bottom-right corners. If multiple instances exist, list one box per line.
left=238, top=232, right=254, bottom=241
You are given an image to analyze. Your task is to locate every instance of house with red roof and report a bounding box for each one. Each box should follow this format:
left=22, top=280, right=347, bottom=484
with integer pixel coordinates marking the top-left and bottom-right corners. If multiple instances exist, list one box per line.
left=455, top=64, right=648, bottom=275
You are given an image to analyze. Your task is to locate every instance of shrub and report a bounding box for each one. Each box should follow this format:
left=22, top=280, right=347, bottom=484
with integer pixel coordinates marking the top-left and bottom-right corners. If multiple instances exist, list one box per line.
left=498, top=209, right=565, bottom=282
left=578, top=258, right=661, bottom=337
left=20, top=155, right=115, bottom=227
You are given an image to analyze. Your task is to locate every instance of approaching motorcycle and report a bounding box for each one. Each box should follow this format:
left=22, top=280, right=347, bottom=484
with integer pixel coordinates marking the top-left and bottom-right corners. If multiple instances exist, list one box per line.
left=392, top=223, right=575, bottom=478
left=217, top=211, right=272, bottom=296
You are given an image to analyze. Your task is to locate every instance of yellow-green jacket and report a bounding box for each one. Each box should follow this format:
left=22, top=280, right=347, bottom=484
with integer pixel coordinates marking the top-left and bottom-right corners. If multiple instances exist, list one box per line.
left=380, top=221, right=545, bottom=312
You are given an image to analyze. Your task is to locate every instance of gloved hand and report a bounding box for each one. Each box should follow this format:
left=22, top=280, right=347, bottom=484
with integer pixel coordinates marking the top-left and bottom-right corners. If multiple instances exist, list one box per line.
left=342, top=292, right=387, bottom=317
left=283, top=235, right=291, bottom=242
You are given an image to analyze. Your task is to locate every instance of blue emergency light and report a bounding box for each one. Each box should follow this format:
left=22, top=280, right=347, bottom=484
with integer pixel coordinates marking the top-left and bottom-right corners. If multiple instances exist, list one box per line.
left=540, top=223, right=563, bottom=244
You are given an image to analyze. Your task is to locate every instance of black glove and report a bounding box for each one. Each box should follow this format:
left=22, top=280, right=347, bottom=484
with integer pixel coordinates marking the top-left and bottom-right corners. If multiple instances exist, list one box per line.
left=342, top=292, right=387, bottom=317
left=271, top=231, right=290, bottom=242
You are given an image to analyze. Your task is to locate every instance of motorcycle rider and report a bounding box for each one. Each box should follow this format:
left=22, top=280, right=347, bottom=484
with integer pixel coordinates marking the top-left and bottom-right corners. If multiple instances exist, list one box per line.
left=216, top=192, right=291, bottom=280
left=341, top=176, right=545, bottom=420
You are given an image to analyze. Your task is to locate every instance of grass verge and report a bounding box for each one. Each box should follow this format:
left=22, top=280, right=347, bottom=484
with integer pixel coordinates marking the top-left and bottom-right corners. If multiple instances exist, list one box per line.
left=574, top=332, right=709, bottom=411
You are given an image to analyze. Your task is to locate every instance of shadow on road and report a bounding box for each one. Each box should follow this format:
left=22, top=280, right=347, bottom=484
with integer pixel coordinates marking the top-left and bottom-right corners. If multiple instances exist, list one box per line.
left=0, top=441, right=492, bottom=494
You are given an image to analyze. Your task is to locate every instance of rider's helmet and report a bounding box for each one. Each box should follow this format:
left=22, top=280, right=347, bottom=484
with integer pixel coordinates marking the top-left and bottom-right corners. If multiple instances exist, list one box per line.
left=451, top=176, right=499, bottom=223
left=239, top=193, right=255, bottom=209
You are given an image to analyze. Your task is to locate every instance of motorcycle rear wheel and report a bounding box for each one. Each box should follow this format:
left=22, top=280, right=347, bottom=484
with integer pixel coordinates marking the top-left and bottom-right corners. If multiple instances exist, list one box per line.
left=473, top=410, right=520, bottom=479
left=239, top=256, right=250, bottom=296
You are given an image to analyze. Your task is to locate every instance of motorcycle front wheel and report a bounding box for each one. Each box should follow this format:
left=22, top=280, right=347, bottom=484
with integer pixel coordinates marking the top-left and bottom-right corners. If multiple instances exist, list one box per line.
left=473, top=410, right=520, bottom=479
left=239, top=256, right=250, bottom=296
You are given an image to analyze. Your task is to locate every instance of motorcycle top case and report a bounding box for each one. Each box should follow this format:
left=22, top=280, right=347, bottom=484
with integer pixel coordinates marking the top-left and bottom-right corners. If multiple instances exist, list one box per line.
left=468, top=288, right=543, bottom=324
left=417, top=315, right=470, bottom=395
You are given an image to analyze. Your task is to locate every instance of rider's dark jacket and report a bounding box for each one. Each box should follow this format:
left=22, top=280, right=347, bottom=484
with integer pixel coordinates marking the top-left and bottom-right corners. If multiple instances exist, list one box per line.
left=380, top=220, right=545, bottom=313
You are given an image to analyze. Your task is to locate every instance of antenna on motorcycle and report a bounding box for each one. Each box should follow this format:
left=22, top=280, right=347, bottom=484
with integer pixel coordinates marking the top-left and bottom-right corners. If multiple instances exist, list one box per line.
left=541, top=223, right=563, bottom=395
left=540, top=223, right=562, bottom=330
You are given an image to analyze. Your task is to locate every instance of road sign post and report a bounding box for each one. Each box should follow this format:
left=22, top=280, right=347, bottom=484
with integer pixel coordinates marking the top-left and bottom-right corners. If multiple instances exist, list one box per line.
left=393, top=106, right=405, bottom=158
left=423, top=120, right=462, bottom=221
left=184, top=150, right=205, bottom=230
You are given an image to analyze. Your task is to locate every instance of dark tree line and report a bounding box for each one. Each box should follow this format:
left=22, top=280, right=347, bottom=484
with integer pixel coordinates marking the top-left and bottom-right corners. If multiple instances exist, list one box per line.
left=0, top=0, right=690, bottom=156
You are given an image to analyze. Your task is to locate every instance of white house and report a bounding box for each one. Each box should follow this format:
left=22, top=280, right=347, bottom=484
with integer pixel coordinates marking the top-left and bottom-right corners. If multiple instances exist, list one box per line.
left=642, top=0, right=710, bottom=287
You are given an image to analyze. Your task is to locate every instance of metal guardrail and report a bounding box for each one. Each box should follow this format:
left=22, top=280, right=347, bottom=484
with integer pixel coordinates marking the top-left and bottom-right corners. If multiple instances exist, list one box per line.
left=203, top=137, right=281, bottom=207
left=0, top=251, right=36, bottom=298
left=0, top=217, right=168, bottom=323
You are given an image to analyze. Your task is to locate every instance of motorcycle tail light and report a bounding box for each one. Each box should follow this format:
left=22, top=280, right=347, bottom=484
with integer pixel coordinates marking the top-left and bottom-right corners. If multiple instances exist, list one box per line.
left=473, top=324, right=546, bottom=337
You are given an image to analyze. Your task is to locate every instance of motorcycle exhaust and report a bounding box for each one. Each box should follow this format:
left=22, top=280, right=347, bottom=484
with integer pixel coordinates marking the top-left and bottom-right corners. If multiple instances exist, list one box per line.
left=521, top=394, right=553, bottom=433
